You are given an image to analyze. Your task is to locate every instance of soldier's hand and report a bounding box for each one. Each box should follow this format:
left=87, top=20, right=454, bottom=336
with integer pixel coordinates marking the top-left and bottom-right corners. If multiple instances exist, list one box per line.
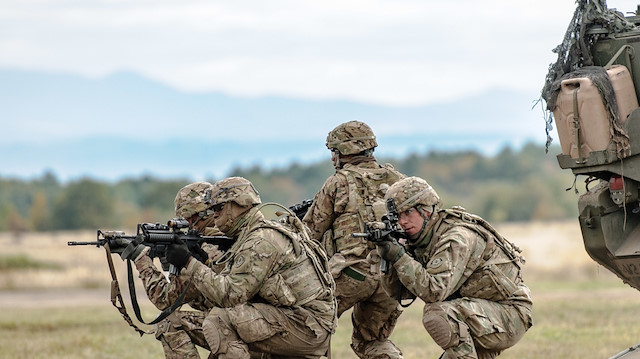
left=190, top=245, right=209, bottom=264
left=166, top=242, right=192, bottom=270
left=108, top=237, right=130, bottom=255
left=120, top=242, right=147, bottom=261
left=376, top=240, right=405, bottom=264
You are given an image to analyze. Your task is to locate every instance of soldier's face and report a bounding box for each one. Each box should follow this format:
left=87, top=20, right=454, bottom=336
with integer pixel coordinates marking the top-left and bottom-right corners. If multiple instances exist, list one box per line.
left=331, top=150, right=341, bottom=169
left=398, top=207, right=424, bottom=237
left=213, top=202, right=232, bottom=233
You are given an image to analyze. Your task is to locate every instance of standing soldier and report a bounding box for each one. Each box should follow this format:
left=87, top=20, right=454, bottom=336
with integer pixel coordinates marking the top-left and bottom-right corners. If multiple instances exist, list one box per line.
left=303, top=120, right=406, bottom=359
left=378, top=177, right=533, bottom=359
left=164, top=176, right=337, bottom=359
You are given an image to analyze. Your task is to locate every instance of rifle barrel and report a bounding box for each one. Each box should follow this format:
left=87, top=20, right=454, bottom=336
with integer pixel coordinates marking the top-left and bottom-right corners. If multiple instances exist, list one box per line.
left=67, top=241, right=102, bottom=246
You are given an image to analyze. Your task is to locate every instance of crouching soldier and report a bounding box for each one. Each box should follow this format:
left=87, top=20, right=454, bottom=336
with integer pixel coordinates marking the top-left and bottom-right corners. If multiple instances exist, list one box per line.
left=121, top=181, right=222, bottom=358
left=165, top=176, right=337, bottom=358
left=377, top=177, right=533, bottom=359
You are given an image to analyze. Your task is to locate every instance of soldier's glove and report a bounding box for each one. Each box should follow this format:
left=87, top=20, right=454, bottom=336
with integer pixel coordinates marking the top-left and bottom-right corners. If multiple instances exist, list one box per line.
left=376, top=240, right=405, bottom=264
left=108, top=237, right=131, bottom=255
left=191, top=245, right=209, bottom=264
left=166, top=242, right=192, bottom=270
left=120, top=242, right=147, bottom=261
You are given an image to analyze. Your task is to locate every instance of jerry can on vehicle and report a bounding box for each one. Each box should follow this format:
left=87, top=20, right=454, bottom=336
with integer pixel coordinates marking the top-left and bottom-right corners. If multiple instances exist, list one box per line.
left=553, top=65, right=638, bottom=160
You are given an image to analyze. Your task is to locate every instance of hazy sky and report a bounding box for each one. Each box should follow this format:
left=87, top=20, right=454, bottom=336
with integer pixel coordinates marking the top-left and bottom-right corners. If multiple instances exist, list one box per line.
left=3, top=0, right=640, bottom=181
left=3, top=0, right=638, bottom=107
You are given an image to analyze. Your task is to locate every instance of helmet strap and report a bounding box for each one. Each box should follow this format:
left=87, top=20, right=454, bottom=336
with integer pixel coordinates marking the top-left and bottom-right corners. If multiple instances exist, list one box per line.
left=416, top=206, right=429, bottom=235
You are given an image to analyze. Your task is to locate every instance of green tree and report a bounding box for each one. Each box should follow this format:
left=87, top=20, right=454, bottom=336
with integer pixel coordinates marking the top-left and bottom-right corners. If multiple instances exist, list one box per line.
left=29, top=191, right=51, bottom=230
left=51, top=178, right=116, bottom=229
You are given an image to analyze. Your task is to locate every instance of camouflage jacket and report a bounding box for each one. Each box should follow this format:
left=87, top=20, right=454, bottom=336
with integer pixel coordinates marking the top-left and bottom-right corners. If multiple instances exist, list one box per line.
left=183, top=210, right=337, bottom=333
left=134, top=225, right=221, bottom=312
left=303, top=160, right=404, bottom=262
left=383, top=209, right=533, bottom=318
left=135, top=256, right=214, bottom=312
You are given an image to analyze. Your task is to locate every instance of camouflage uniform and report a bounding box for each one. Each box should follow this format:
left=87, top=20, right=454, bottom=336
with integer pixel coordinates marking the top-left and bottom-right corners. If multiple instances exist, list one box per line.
left=179, top=177, right=336, bottom=359
left=134, top=182, right=219, bottom=359
left=303, top=121, right=405, bottom=359
left=381, top=177, right=533, bottom=359
left=135, top=256, right=212, bottom=359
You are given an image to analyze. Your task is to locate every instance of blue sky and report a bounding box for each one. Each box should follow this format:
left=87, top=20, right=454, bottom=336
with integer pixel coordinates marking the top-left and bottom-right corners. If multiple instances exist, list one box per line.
left=2, top=0, right=639, bottom=181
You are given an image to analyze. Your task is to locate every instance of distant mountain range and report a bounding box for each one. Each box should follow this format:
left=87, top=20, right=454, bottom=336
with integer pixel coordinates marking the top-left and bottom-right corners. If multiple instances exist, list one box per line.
left=0, top=69, right=551, bottom=182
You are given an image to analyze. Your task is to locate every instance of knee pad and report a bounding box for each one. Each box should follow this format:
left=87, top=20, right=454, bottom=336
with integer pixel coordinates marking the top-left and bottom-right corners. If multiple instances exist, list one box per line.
left=202, top=315, right=222, bottom=354
left=423, top=311, right=457, bottom=349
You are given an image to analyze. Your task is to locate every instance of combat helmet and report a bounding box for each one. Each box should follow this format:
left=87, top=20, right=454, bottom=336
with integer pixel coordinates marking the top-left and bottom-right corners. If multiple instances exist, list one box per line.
left=207, top=177, right=261, bottom=208
left=326, top=120, right=378, bottom=155
left=175, top=181, right=214, bottom=219
left=385, top=176, right=440, bottom=213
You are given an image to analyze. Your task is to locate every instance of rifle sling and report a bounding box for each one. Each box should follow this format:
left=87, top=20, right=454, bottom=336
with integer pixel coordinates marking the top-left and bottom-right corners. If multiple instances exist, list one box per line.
left=104, top=243, right=148, bottom=336
left=126, top=259, right=191, bottom=326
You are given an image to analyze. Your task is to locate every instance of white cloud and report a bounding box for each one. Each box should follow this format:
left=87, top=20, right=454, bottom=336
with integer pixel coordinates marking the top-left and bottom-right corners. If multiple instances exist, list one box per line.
left=1, top=0, right=639, bottom=105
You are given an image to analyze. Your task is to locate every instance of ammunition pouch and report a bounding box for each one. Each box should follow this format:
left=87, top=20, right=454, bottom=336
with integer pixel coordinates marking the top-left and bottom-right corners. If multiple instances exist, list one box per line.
left=258, top=273, right=297, bottom=307
left=459, top=263, right=520, bottom=301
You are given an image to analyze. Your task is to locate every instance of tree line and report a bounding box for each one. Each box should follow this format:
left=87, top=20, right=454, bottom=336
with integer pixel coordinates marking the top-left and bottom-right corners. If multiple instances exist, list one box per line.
left=0, top=142, right=580, bottom=233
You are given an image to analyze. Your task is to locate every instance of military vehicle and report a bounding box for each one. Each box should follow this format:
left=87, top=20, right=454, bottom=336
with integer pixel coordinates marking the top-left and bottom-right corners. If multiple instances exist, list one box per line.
left=542, top=1, right=640, bottom=357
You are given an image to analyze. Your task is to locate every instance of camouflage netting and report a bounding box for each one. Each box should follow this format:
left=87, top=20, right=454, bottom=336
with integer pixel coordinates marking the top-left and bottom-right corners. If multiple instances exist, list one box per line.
left=541, top=0, right=635, bottom=157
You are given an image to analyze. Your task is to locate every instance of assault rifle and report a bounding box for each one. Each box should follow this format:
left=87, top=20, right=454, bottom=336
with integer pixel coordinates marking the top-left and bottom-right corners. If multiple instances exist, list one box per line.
left=68, top=218, right=234, bottom=274
left=68, top=218, right=235, bottom=335
left=352, top=198, right=407, bottom=273
left=289, top=199, right=313, bottom=219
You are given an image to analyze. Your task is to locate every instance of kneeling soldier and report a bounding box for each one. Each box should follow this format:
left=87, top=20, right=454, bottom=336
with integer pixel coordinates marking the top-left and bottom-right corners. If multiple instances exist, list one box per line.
left=165, top=177, right=337, bottom=358
left=377, top=177, right=533, bottom=359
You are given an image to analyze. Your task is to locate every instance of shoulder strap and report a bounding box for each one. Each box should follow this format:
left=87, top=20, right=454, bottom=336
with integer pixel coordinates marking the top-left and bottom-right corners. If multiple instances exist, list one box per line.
left=441, top=208, right=525, bottom=266
left=103, top=243, right=150, bottom=336
left=337, top=168, right=366, bottom=230
left=126, top=259, right=192, bottom=327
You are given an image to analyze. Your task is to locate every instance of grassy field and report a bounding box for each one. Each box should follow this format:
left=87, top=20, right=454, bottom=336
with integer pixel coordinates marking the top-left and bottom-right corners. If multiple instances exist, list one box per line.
left=2, top=221, right=640, bottom=358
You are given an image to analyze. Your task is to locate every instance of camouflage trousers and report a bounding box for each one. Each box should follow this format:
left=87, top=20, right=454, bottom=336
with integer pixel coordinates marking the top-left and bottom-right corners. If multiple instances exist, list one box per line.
left=155, top=310, right=273, bottom=359
left=334, top=265, right=404, bottom=359
left=424, top=298, right=532, bottom=359
left=155, top=310, right=209, bottom=359
left=202, top=302, right=331, bottom=359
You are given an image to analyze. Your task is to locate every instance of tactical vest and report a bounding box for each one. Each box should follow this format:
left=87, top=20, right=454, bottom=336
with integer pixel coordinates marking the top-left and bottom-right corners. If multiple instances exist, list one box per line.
left=431, top=208, right=526, bottom=302
left=332, top=163, right=404, bottom=257
left=238, top=219, right=335, bottom=310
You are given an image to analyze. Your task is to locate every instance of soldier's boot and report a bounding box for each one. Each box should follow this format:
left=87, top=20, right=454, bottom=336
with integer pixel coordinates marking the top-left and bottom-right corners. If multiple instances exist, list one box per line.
left=350, top=307, right=403, bottom=359
left=350, top=338, right=403, bottom=359
left=438, top=349, right=498, bottom=359
left=476, top=348, right=500, bottom=359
